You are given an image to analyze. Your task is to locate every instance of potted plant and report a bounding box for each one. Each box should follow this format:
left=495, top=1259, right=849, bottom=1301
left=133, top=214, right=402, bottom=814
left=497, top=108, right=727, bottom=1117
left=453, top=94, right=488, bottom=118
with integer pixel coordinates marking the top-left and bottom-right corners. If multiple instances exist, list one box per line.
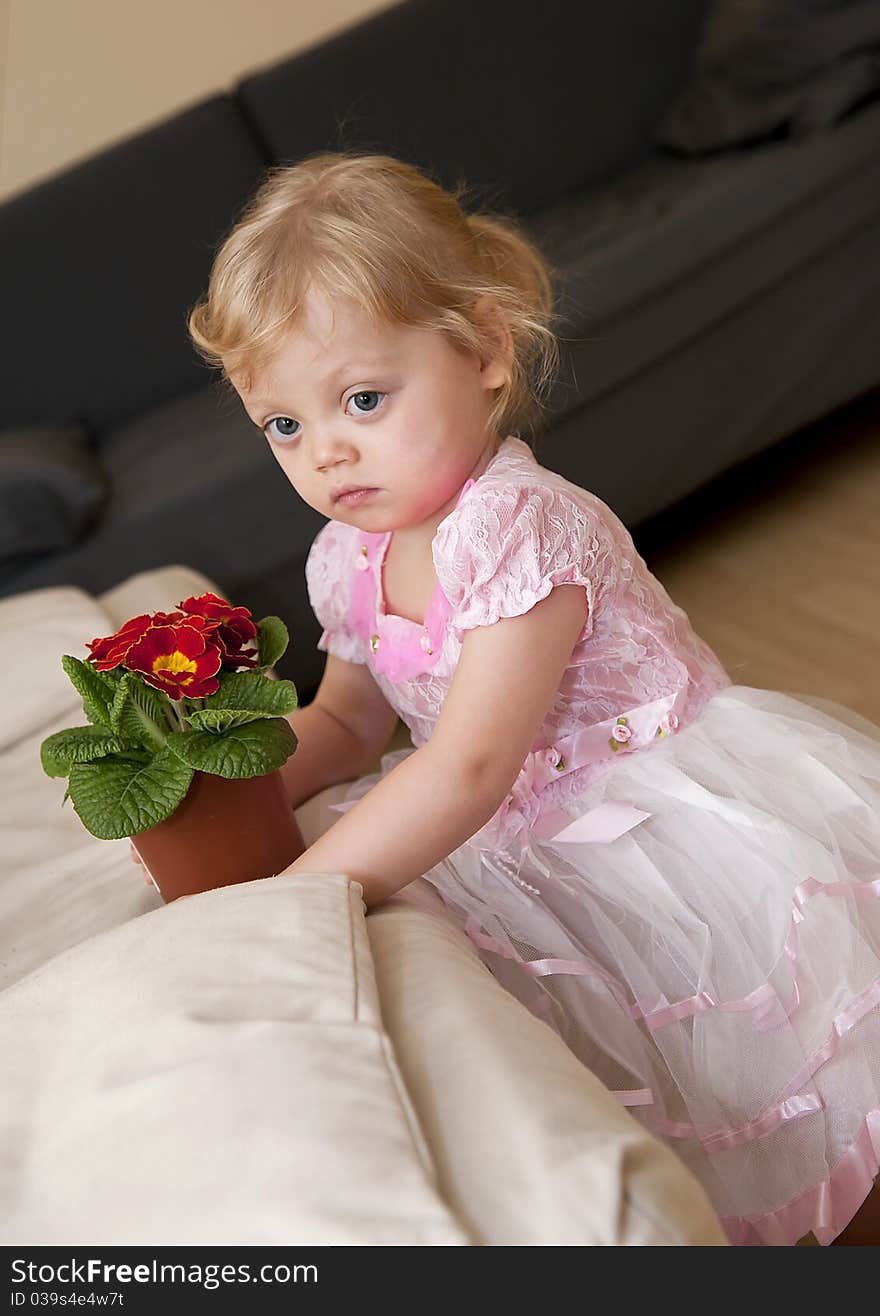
left=39, top=591, right=305, bottom=902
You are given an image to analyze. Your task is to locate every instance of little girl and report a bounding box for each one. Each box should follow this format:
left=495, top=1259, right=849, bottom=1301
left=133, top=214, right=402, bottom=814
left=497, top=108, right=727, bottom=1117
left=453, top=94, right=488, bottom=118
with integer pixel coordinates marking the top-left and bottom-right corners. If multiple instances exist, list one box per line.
left=185, top=151, right=880, bottom=1245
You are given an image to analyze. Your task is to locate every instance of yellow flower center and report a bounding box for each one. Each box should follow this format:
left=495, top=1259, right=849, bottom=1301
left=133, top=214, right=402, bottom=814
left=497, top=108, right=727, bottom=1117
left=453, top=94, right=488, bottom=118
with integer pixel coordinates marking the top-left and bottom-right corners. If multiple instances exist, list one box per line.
left=154, top=650, right=197, bottom=676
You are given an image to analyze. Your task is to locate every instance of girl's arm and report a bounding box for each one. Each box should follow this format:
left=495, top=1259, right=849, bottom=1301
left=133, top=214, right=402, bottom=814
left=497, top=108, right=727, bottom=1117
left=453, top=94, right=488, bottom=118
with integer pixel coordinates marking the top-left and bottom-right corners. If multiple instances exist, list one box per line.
left=279, top=583, right=590, bottom=907
left=279, top=700, right=380, bottom=810
left=280, top=650, right=403, bottom=809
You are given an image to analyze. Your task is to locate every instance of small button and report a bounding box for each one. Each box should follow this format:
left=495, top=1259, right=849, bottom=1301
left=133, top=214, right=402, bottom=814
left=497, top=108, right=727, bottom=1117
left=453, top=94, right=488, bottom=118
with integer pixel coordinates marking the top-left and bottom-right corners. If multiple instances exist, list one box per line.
left=419, top=630, right=433, bottom=654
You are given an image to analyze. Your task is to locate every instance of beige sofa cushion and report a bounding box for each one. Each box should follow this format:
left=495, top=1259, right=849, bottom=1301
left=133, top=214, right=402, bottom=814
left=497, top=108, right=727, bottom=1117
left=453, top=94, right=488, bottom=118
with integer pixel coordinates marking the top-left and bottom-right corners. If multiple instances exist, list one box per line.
left=368, top=898, right=727, bottom=1245
left=0, top=874, right=470, bottom=1246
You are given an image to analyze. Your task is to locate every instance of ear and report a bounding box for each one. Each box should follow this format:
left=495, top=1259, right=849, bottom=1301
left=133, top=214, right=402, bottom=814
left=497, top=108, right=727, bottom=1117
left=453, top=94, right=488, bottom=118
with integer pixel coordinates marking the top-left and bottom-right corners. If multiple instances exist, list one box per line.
left=473, top=294, right=514, bottom=391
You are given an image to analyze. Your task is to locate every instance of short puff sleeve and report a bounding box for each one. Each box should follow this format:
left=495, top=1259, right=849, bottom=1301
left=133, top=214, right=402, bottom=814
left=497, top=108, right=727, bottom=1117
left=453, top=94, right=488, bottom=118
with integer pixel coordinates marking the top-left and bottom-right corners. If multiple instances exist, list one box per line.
left=432, top=482, right=615, bottom=642
left=304, top=520, right=368, bottom=665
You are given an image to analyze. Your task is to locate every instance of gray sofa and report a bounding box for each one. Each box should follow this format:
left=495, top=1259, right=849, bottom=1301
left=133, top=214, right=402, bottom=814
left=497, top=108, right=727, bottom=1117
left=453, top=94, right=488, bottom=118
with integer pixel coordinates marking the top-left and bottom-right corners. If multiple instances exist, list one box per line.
left=2, top=0, right=879, bottom=702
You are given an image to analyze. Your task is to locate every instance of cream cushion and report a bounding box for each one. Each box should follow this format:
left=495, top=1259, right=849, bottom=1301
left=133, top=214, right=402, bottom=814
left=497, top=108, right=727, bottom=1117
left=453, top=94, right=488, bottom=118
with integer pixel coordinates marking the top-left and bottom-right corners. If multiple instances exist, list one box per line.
left=0, top=563, right=727, bottom=1246
left=0, top=874, right=470, bottom=1245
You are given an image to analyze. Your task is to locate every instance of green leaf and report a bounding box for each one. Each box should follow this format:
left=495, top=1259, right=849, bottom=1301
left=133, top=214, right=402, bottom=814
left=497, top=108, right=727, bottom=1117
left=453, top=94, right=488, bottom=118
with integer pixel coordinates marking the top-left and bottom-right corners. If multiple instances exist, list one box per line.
left=60, top=655, right=120, bottom=729
left=68, top=744, right=195, bottom=839
left=256, top=616, right=289, bottom=669
left=186, top=708, right=269, bottom=734
left=165, top=718, right=298, bottom=779
left=82, top=700, right=104, bottom=727
left=40, top=725, right=139, bottom=778
left=109, top=671, right=170, bottom=751
left=191, top=670, right=298, bottom=721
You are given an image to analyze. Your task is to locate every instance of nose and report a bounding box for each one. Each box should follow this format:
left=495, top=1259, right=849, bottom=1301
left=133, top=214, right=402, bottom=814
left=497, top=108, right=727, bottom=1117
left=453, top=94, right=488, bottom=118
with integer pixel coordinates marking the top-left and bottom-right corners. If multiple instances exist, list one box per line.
left=311, top=430, right=357, bottom=472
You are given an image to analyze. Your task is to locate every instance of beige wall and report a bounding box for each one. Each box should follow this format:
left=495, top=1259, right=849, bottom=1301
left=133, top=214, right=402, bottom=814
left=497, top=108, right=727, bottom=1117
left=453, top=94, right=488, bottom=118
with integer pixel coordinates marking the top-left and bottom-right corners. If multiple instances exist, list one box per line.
left=0, top=0, right=395, bottom=203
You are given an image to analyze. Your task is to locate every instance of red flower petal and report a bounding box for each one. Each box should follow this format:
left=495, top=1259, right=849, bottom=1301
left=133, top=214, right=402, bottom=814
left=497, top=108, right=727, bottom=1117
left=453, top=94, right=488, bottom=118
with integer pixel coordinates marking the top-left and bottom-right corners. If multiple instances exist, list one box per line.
left=178, top=593, right=258, bottom=646
left=86, top=614, right=154, bottom=670
left=124, top=622, right=223, bottom=699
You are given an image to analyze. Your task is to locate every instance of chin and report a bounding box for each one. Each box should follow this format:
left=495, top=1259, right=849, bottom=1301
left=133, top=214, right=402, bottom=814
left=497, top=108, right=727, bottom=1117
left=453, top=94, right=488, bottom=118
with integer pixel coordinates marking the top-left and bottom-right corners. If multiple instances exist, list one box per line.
left=331, top=504, right=387, bottom=530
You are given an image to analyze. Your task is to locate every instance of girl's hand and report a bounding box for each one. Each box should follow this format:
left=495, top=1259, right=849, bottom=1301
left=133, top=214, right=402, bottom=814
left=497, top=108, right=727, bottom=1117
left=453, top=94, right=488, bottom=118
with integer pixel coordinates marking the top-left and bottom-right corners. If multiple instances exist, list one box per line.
left=130, top=841, right=152, bottom=885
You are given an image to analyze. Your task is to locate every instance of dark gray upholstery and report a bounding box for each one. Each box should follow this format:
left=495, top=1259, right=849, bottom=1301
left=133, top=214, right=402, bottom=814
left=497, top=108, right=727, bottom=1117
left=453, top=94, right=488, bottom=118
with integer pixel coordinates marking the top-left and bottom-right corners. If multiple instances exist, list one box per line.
left=0, top=96, right=269, bottom=433
left=2, top=0, right=879, bottom=703
left=529, top=91, right=880, bottom=513
left=0, top=384, right=326, bottom=658
left=657, top=0, right=880, bottom=153
left=237, top=0, right=710, bottom=215
left=0, top=424, right=108, bottom=568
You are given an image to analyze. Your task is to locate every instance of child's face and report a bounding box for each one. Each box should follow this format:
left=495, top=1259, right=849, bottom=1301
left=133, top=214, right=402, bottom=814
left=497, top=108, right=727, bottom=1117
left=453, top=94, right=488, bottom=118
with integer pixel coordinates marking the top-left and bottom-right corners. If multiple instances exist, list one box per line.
left=233, top=288, right=509, bottom=535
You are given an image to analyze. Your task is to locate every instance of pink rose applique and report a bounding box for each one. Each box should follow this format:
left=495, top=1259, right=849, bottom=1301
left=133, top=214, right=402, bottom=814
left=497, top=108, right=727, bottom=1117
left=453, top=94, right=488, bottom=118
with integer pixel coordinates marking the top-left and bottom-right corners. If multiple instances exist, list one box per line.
left=609, top=717, right=632, bottom=752
left=656, top=711, right=680, bottom=739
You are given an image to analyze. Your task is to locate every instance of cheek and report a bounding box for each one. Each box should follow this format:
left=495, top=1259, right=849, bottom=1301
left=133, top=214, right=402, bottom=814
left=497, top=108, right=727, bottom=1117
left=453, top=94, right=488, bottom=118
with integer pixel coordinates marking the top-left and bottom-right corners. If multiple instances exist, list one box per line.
left=270, top=447, right=292, bottom=476
left=271, top=449, right=306, bottom=492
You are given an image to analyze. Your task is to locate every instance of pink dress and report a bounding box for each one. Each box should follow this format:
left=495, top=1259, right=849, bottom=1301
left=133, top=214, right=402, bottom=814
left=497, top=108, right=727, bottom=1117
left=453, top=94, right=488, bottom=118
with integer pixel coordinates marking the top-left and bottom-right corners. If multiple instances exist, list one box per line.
left=305, top=434, right=880, bottom=1245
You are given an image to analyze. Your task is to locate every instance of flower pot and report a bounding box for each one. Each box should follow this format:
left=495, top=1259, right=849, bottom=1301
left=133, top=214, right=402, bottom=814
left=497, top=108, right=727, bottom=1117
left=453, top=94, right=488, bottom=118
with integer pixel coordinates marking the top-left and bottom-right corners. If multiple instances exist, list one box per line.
left=131, top=767, right=306, bottom=903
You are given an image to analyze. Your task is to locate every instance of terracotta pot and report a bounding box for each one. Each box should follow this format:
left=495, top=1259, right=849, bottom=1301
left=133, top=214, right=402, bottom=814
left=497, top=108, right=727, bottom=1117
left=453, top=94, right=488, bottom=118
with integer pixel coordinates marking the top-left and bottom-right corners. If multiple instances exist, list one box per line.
left=131, top=767, right=306, bottom=903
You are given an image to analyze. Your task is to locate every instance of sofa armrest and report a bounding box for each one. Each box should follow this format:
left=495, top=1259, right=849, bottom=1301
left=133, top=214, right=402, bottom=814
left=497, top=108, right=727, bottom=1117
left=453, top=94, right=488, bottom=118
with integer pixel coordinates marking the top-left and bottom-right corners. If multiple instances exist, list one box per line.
left=365, top=896, right=727, bottom=1245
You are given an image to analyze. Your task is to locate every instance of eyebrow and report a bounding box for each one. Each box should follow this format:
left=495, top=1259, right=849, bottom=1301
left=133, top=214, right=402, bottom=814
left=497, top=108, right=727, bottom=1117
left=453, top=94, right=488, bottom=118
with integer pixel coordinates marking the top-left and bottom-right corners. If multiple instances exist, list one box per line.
left=250, top=357, right=395, bottom=419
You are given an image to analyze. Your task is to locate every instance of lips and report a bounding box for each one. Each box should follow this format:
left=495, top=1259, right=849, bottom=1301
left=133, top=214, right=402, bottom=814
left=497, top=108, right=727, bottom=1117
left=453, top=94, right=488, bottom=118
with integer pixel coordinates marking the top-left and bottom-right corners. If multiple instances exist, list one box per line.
left=332, top=486, right=377, bottom=503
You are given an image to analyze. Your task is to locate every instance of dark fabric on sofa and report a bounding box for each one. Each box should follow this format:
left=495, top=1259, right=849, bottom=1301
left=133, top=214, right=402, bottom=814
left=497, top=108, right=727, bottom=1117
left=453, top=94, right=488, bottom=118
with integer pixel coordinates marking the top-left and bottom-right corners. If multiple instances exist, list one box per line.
left=0, top=384, right=329, bottom=687
left=532, top=93, right=880, bottom=415
left=657, top=0, right=880, bottom=153
left=539, top=187, right=880, bottom=529
left=0, top=424, right=108, bottom=566
left=0, top=96, right=270, bottom=435
left=237, top=0, right=711, bottom=216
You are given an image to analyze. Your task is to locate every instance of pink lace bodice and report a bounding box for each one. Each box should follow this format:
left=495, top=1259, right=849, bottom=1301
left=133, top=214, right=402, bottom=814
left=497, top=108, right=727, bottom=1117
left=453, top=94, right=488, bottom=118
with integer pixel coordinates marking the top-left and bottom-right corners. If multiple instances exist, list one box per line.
left=305, top=435, right=732, bottom=823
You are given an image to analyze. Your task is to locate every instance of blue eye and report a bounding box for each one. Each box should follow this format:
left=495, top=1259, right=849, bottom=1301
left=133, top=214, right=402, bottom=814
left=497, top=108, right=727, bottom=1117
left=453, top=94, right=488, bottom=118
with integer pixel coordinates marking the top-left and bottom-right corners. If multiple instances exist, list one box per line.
left=347, top=390, right=385, bottom=415
left=263, top=391, right=386, bottom=443
left=264, top=417, right=300, bottom=442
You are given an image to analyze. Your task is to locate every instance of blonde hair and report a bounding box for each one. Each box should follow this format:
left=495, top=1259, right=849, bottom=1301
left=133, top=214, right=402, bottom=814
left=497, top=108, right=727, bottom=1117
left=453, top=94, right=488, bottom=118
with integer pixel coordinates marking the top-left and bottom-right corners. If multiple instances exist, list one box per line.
left=187, top=151, right=564, bottom=446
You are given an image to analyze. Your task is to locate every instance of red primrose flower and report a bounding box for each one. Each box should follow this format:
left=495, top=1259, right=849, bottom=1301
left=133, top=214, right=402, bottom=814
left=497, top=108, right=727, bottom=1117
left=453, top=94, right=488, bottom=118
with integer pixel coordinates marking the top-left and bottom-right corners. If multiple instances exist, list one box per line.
left=85, top=592, right=260, bottom=700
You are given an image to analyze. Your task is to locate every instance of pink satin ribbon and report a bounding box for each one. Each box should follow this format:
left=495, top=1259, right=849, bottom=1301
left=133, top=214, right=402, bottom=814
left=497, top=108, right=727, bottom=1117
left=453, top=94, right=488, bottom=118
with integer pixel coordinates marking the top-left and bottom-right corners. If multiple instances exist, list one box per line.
left=460, top=685, right=692, bottom=853
left=722, top=1107, right=880, bottom=1246
left=325, top=685, right=688, bottom=843
left=464, top=875, right=880, bottom=1039
left=462, top=919, right=880, bottom=1158
left=629, top=875, right=880, bottom=1033
left=468, top=902, right=880, bottom=1164
left=461, top=912, right=818, bottom=1140
left=531, top=799, right=653, bottom=845
left=646, top=1093, right=825, bottom=1153
left=758, top=875, right=880, bottom=1031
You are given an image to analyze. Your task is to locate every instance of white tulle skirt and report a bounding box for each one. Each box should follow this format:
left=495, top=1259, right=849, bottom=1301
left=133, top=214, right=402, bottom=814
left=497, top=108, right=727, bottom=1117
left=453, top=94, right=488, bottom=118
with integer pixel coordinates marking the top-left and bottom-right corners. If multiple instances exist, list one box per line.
left=335, top=685, right=880, bottom=1244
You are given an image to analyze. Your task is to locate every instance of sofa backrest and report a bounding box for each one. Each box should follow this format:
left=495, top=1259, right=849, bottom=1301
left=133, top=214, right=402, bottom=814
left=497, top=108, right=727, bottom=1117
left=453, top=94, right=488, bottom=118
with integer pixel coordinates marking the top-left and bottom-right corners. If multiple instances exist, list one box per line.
left=237, top=0, right=712, bottom=217
left=0, top=0, right=712, bottom=437
left=0, top=96, right=268, bottom=435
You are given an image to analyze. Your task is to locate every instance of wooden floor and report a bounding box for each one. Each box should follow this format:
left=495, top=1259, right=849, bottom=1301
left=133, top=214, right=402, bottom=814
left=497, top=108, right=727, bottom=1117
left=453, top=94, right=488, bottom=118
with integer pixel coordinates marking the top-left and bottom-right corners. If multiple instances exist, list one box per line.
left=634, top=385, right=880, bottom=725
left=381, top=385, right=880, bottom=760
